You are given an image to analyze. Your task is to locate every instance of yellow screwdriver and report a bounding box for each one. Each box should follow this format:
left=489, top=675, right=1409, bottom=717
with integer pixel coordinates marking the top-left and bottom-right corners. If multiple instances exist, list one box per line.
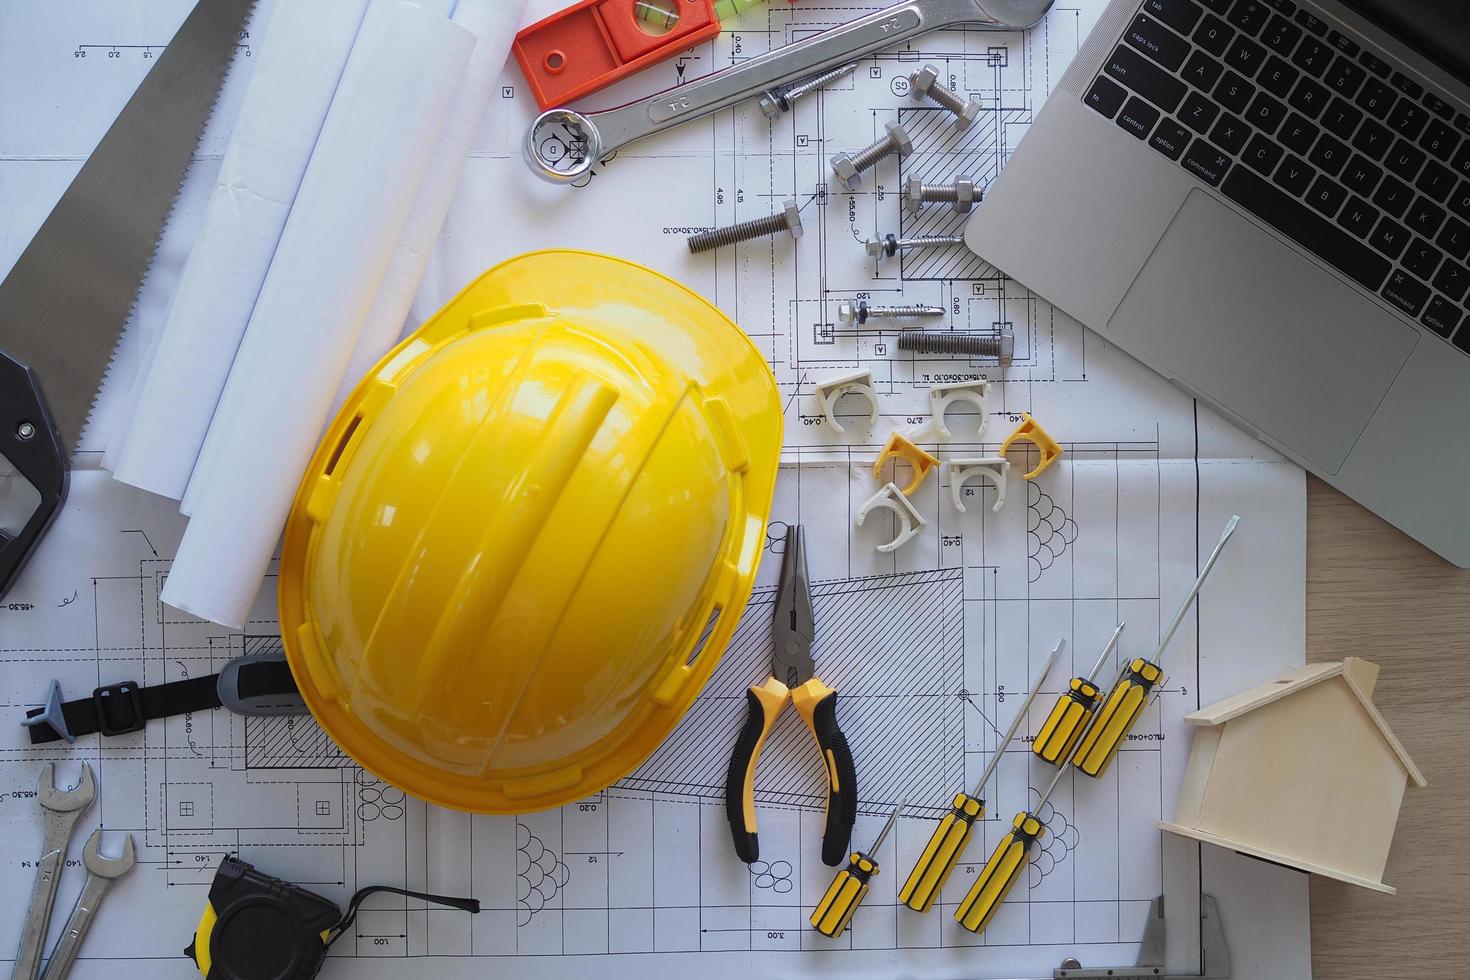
left=954, top=762, right=1071, bottom=935
left=810, top=798, right=905, bottom=938
left=1071, top=515, right=1240, bottom=779
left=1031, top=622, right=1126, bottom=765
left=897, top=641, right=1062, bottom=914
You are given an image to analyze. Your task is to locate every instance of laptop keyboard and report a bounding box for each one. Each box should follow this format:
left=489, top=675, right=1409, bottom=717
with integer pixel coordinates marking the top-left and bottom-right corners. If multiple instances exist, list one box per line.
left=1083, top=0, right=1470, bottom=355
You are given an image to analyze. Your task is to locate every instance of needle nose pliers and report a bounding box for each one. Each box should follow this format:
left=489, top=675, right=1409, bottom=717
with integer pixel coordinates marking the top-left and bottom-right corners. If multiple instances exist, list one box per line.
left=724, top=524, right=858, bottom=866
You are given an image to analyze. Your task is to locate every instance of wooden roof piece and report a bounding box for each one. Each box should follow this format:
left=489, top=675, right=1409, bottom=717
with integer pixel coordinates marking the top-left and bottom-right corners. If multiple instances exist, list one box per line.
left=1184, top=657, right=1426, bottom=787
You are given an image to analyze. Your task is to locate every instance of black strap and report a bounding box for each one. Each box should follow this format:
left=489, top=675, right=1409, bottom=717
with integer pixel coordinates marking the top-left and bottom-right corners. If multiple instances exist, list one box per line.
left=326, top=887, right=480, bottom=947
left=24, top=659, right=297, bottom=744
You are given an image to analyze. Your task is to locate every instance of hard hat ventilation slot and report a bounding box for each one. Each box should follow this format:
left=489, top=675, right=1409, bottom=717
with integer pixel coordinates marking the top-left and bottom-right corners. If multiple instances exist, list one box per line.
left=686, top=605, right=724, bottom=667
left=322, top=415, right=364, bottom=477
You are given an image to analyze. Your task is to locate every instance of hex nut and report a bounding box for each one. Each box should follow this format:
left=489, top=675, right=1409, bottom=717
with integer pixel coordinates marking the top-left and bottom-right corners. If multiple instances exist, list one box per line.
left=831, top=154, right=861, bottom=191
left=906, top=175, right=926, bottom=214
left=955, top=178, right=977, bottom=214
left=910, top=65, right=939, bottom=98
left=954, top=97, right=982, bottom=130
left=838, top=300, right=858, bottom=325
left=865, top=239, right=884, bottom=257
left=783, top=198, right=804, bottom=239
left=758, top=91, right=783, bottom=119
left=885, top=120, right=913, bottom=156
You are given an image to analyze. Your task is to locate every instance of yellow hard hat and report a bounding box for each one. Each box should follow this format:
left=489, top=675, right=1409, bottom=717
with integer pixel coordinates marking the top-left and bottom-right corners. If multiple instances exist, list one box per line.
left=278, top=251, right=782, bottom=813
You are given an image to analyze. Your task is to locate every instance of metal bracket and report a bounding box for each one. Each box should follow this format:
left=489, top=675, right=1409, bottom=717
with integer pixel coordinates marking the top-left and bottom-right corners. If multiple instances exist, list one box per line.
left=1055, top=894, right=1231, bottom=979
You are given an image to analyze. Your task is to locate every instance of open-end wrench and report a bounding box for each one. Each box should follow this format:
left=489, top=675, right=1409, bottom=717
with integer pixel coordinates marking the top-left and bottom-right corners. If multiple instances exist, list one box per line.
left=11, top=763, right=95, bottom=980
left=39, top=830, right=137, bottom=980
left=523, top=0, right=1055, bottom=184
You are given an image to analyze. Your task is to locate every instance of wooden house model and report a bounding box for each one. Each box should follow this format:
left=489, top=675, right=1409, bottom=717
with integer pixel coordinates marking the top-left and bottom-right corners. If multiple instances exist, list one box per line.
left=1160, top=657, right=1425, bottom=894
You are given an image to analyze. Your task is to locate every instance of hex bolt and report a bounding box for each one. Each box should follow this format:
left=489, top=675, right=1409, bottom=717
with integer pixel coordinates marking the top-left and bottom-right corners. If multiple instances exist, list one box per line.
left=831, top=121, right=913, bottom=191
left=897, top=326, right=1015, bottom=366
left=906, top=175, right=981, bottom=214
left=688, top=198, right=803, bottom=253
left=865, top=233, right=968, bottom=258
left=760, top=63, right=857, bottom=120
left=838, top=300, right=945, bottom=326
left=910, top=64, right=981, bottom=130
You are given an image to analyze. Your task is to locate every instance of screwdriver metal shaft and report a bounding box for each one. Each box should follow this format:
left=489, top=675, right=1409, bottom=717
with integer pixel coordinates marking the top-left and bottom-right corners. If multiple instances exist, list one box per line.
left=810, top=798, right=905, bottom=938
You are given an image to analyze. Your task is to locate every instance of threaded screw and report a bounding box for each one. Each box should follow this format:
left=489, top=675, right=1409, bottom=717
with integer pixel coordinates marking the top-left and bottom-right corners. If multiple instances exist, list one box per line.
left=760, top=63, right=857, bottom=119
left=838, top=300, right=945, bottom=326
left=906, top=175, right=981, bottom=214
left=831, top=121, right=913, bottom=191
left=896, top=326, right=1015, bottom=366
left=865, top=233, right=968, bottom=258
left=910, top=64, right=981, bottom=130
left=688, top=198, right=802, bottom=253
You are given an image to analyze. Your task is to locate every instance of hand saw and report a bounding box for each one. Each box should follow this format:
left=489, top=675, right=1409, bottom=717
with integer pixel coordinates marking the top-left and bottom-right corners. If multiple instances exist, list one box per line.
left=0, top=0, right=255, bottom=599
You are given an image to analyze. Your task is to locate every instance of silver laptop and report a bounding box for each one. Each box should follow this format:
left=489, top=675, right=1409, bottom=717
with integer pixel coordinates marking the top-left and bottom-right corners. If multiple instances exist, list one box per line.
left=967, top=0, right=1470, bottom=566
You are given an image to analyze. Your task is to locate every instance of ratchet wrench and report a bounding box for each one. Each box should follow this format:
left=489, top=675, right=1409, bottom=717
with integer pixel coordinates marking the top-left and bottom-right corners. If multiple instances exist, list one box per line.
left=524, top=0, right=1055, bottom=184
left=11, top=764, right=95, bottom=980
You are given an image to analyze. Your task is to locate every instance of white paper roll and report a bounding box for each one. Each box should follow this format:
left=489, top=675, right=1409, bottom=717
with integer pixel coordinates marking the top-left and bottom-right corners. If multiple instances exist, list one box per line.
left=107, top=0, right=373, bottom=499
left=331, top=0, right=530, bottom=411
left=162, top=3, right=474, bottom=628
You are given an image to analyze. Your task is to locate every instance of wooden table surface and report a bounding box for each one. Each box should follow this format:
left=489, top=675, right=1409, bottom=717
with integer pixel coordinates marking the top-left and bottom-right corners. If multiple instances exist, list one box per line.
left=1304, top=477, right=1470, bottom=978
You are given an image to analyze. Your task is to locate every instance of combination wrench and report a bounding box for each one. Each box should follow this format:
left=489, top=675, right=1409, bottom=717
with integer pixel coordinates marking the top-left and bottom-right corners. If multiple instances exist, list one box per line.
left=39, top=830, right=137, bottom=980
left=523, top=0, right=1056, bottom=185
left=11, top=763, right=95, bottom=980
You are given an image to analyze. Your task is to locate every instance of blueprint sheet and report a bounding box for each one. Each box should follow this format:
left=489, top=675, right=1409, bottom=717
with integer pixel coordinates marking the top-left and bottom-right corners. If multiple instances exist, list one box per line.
left=0, top=1, right=1312, bottom=977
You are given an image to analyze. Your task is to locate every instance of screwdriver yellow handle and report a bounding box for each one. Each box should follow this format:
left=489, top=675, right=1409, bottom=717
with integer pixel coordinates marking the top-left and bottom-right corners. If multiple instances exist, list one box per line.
left=954, top=810, right=1044, bottom=934
left=810, top=850, right=879, bottom=938
left=1071, top=658, right=1163, bottom=778
left=897, top=792, right=983, bottom=913
left=1031, top=676, right=1103, bottom=765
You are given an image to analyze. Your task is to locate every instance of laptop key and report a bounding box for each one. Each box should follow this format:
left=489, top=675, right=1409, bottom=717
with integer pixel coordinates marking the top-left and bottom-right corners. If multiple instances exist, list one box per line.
left=1355, top=78, right=1396, bottom=119
left=1351, top=118, right=1393, bottom=161
left=1193, top=13, right=1235, bottom=56
left=1287, top=77, right=1329, bottom=119
left=1085, top=77, right=1129, bottom=118
left=1305, top=175, right=1348, bottom=218
left=1405, top=199, right=1446, bottom=238
left=1197, top=0, right=1232, bottom=12
left=1224, top=35, right=1267, bottom=78
left=1384, top=139, right=1426, bottom=182
left=1419, top=119, right=1460, bottom=162
left=1381, top=269, right=1431, bottom=316
left=1369, top=216, right=1411, bottom=259
left=1227, top=0, right=1270, bottom=35
left=1433, top=260, right=1470, bottom=303
left=1245, top=92, right=1288, bottom=135
left=1126, top=14, right=1191, bottom=72
left=1243, top=132, right=1285, bottom=174
left=1143, top=0, right=1203, bottom=35
left=1450, top=181, right=1470, bottom=222
left=1180, top=91, right=1222, bottom=133
left=1291, top=38, right=1333, bottom=76
left=1214, top=71, right=1256, bottom=114
left=1273, top=153, right=1316, bottom=195
left=1416, top=160, right=1457, bottom=203
left=1210, top=112, right=1250, bottom=153
left=1308, top=133, right=1349, bottom=176
left=1183, top=50, right=1225, bottom=92
left=1220, top=167, right=1390, bottom=289
left=1117, top=97, right=1162, bottom=139
left=1389, top=71, right=1423, bottom=100
left=1454, top=144, right=1470, bottom=179
left=1341, top=155, right=1383, bottom=196
left=1358, top=50, right=1390, bottom=79
left=1258, top=56, right=1299, bottom=98
left=1403, top=239, right=1443, bottom=281
left=1371, top=175, right=1413, bottom=218
left=1337, top=196, right=1380, bottom=238
left=1421, top=296, right=1463, bottom=338
left=1150, top=118, right=1193, bottom=160
left=1182, top=138, right=1233, bottom=185
left=1423, top=93, right=1453, bottom=121
left=1323, top=59, right=1365, bottom=100
left=1279, top=113, right=1319, bottom=155
left=1293, top=8, right=1326, bottom=35
left=1326, top=29, right=1359, bottom=57
left=1437, top=216, right=1470, bottom=261
left=1105, top=46, right=1187, bottom=113
left=1387, top=100, right=1429, bottom=141
left=1321, top=98, right=1363, bottom=140
left=1260, top=15, right=1300, bottom=55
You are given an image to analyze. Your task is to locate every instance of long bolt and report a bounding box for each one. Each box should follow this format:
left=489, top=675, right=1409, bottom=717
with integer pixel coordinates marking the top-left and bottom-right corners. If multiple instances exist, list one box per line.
left=910, top=64, right=981, bottom=130
left=865, top=233, right=967, bottom=258
left=838, top=300, right=944, bottom=326
left=760, top=63, right=857, bottom=119
left=688, top=198, right=802, bottom=253
left=897, top=326, right=1015, bottom=366
left=907, top=175, right=981, bottom=214
left=831, top=121, right=913, bottom=191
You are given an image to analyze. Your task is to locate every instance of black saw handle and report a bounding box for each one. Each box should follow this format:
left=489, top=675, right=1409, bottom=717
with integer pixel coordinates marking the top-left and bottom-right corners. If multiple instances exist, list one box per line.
left=0, top=350, right=67, bottom=599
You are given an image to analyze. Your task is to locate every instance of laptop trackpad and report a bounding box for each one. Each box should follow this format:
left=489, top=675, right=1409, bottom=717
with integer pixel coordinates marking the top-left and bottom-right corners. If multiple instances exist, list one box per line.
left=1108, top=190, right=1418, bottom=473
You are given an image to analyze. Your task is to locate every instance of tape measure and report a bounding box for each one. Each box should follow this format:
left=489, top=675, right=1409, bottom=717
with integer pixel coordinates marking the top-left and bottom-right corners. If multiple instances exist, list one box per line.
left=186, top=857, right=478, bottom=979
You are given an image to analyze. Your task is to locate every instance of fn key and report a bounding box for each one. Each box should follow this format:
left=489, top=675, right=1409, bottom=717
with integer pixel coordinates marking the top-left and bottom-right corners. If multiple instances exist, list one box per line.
left=1086, top=77, right=1128, bottom=118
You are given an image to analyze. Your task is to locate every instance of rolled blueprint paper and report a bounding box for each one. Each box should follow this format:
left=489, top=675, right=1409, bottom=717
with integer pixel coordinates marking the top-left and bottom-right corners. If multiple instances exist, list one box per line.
left=107, top=0, right=373, bottom=499
left=162, top=3, right=474, bottom=628
left=331, top=0, right=530, bottom=411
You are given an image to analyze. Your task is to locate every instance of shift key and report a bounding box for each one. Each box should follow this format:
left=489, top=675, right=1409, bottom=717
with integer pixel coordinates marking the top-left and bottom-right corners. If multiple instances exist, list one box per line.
left=1105, top=45, right=1187, bottom=113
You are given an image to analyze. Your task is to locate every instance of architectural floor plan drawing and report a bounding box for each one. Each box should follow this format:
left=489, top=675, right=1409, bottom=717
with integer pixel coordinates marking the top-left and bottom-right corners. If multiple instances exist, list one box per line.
left=0, top=1, right=1312, bottom=977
